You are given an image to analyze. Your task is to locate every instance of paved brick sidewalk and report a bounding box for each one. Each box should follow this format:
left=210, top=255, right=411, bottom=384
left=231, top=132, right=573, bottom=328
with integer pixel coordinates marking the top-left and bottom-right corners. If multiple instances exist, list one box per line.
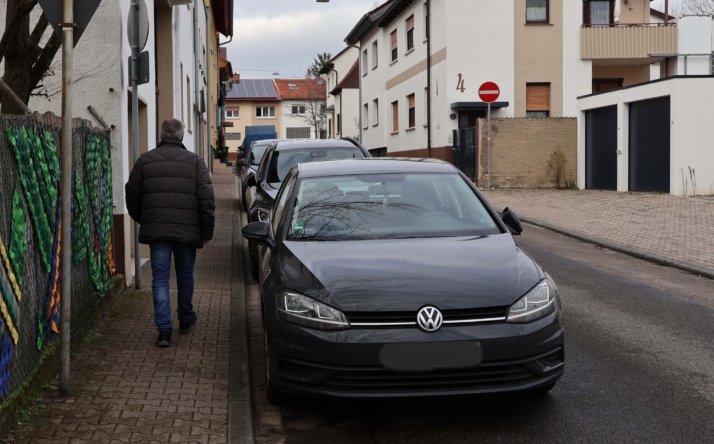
left=14, top=161, right=237, bottom=443
left=482, top=189, right=714, bottom=278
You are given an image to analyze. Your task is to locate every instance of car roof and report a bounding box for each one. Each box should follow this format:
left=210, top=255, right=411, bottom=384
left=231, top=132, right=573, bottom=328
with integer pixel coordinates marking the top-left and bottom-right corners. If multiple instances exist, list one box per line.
left=295, top=157, right=458, bottom=178
left=273, top=138, right=363, bottom=152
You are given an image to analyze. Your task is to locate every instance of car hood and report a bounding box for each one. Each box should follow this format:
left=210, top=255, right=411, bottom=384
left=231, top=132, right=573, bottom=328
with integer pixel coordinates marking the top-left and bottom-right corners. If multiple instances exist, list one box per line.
left=278, top=234, right=543, bottom=311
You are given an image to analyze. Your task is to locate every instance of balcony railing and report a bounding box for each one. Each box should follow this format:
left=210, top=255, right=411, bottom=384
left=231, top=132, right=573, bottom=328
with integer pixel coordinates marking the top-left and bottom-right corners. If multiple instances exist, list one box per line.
left=581, top=23, right=677, bottom=60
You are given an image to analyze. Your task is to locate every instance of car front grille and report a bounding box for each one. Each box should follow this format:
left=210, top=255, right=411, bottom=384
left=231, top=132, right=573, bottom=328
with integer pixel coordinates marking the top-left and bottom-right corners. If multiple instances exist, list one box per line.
left=344, top=306, right=509, bottom=328
left=277, top=347, right=563, bottom=394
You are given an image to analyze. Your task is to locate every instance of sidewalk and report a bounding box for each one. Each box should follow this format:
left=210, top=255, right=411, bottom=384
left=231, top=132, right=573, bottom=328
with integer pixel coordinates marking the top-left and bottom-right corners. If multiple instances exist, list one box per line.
left=13, top=160, right=250, bottom=443
left=482, top=189, right=714, bottom=279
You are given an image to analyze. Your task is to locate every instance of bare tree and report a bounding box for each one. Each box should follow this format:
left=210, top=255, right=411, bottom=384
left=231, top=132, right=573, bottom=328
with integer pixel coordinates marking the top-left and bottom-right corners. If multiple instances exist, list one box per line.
left=0, top=0, right=61, bottom=114
left=667, top=0, right=714, bottom=15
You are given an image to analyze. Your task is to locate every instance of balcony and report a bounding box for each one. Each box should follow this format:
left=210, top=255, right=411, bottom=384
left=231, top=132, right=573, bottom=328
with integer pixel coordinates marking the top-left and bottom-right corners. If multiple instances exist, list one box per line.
left=581, top=24, right=677, bottom=62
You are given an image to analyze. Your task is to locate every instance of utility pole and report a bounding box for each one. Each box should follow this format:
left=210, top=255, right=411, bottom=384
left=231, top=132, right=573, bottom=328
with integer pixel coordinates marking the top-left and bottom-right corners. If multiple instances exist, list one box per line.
left=59, top=0, right=74, bottom=397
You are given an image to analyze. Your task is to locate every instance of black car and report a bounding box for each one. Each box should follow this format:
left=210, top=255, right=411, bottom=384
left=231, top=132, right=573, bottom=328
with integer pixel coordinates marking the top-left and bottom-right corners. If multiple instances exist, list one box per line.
left=242, top=158, right=564, bottom=403
left=245, top=138, right=371, bottom=278
left=239, top=138, right=281, bottom=211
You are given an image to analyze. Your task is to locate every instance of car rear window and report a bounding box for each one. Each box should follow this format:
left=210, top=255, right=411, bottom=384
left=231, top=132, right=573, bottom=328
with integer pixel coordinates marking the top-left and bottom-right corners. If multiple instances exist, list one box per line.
left=267, top=148, right=366, bottom=186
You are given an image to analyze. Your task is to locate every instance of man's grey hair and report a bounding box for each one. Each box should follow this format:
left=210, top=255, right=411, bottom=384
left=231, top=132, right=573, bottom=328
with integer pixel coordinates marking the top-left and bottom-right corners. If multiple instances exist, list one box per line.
left=160, top=118, right=185, bottom=141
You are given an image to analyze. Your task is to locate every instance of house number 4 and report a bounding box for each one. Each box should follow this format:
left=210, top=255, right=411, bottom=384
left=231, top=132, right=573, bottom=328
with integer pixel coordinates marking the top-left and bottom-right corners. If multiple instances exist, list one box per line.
left=456, top=73, right=465, bottom=92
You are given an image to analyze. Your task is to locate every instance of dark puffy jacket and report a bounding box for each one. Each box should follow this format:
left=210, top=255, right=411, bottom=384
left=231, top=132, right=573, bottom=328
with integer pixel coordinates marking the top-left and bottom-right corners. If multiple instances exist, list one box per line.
left=125, top=139, right=215, bottom=247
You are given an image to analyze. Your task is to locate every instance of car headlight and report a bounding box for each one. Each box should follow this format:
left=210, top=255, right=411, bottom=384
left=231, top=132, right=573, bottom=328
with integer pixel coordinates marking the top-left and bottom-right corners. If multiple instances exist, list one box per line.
left=506, top=279, right=556, bottom=323
left=277, top=290, right=350, bottom=330
left=257, top=207, right=270, bottom=222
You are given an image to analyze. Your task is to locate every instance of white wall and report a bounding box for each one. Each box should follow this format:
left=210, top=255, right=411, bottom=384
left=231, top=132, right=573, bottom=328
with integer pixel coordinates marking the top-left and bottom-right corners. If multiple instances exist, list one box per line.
left=675, top=16, right=713, bottom=76
left=562, top=0, right=594, bottom=116
left=577, top=77, right=714, bottom=196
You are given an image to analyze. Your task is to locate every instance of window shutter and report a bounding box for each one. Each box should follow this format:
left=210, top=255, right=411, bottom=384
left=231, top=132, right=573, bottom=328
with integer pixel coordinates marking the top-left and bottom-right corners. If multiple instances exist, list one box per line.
left=526, top=84, right=550, bottom=111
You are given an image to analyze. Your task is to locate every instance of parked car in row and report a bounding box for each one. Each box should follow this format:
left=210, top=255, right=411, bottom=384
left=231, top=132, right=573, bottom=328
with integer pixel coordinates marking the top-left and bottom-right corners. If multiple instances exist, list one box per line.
left=242, top=158, right=564, bottom=404
left=238, top=138, right=282, bottom=211
left=245, top=138, right=371, bottom=278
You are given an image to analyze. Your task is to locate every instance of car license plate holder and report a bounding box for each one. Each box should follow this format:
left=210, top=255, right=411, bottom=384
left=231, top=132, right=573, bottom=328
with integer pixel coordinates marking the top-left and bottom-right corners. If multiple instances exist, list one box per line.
left=379, top=341, right=481, bottom=372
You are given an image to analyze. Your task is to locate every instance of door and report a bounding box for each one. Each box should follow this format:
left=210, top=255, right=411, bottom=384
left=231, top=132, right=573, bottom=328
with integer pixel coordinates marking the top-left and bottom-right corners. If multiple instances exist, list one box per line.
left=585, top=105, right=617, bottom=190
left=628, top=97, right=670, bottom=193
left=453, top=128, right=476, bottom=181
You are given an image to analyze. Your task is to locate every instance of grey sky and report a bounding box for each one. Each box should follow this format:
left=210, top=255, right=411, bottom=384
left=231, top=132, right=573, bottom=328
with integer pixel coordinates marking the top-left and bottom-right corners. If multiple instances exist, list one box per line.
left=224, top=0, right=386, bottom=79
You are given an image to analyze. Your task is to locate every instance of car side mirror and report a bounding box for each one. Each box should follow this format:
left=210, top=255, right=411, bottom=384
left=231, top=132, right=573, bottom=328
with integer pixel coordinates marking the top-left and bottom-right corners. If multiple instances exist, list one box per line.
left=241, top=221, right=275, bottom=248
left=500, top=207, right=523, bottom=235
left=236, top=159, right=246, bottom=167
left=247, top=175, right=257, bottom=187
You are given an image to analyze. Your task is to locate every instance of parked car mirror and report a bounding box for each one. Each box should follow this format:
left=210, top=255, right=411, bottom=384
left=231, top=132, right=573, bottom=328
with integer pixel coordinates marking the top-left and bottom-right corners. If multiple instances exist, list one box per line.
left=236, top=159, right=246, bottom=167
left=241, top=221, right=275, bottom=248
left=247, top=175, right=257, bottom=187
left=500, top=207, right=523, bottom=235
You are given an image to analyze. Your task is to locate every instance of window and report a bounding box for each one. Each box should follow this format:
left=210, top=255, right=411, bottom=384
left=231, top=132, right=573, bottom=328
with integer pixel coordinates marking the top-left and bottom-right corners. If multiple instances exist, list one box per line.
left=225, top=108, right=239, bottom=118
left=363, top=103, right=369, bottom=129
left=584, top=0, right=612, bottom=26
left=286, top=127, right=311, bottom=139
left=592, top=78, right=623, bottom=94
left=406, top=15, right=415, bottom=51
left=423, top=87, right=428, bottom=124
left=526, top=83, right=550, bottom=118
left=256, top=106, right=275, bottom=118
left=291, top=105, right=306, bottom=115
left=362, top=49, right=368, bottom=76
left=390, top=30, right=398, bottom=62
left=423, top=2, right=428, bottom=41
left=337, top=113, right=342, bottom=134
left=186, top=76, right=192, bottom=131
left=391, top=101, right=399, bottom=133
left=372, top=98, right=379, bottom=126
left=180, top=64, right=184, bottom=122
left=407, top=94, right=415, bottom=128
left=372, top=40, right=378, bottom=69
left=526, top=0, right=548, bottom=23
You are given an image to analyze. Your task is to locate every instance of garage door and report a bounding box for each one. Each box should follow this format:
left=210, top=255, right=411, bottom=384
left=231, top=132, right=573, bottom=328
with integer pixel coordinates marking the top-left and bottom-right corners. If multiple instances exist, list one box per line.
left=585, top=105, right=617, bottom=190
left=629, top=97, right=670, bottom=193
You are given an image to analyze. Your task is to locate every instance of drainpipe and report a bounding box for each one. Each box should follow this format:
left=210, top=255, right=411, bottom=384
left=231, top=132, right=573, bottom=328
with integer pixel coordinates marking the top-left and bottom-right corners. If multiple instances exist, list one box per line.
left=193, top=0, right=200, bottom=156
left=347, top=43, right=362, bottom=143
left=204, top=4, right=211, bottom=172
left=426, top=0, right=432, bottom=158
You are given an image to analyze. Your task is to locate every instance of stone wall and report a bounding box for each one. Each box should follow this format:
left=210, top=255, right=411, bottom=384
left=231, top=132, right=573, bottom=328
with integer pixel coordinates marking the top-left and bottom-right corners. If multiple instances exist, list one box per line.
left=478, top=118, right=577, bottom=189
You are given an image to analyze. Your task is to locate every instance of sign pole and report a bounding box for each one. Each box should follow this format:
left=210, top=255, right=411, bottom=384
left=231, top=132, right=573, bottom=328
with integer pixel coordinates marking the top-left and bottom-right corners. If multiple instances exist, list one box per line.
left=130, top=0, right=142, bottom=289
left=487, top=102, right=491, bottom=189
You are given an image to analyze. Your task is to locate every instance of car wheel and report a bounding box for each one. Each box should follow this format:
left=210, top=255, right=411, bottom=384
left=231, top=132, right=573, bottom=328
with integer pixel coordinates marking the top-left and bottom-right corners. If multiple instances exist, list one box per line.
left=264, top=329, right=286, bottom=405
left=529, top=382, right=556, bottom=395
left=248, top=240, right=259, bottom=280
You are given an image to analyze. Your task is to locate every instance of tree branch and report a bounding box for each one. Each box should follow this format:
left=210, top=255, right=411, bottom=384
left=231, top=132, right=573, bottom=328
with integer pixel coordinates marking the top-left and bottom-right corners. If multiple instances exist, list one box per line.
left=29, top=32, right=61, bottom=89
left=0, top=0, right=38, bottom=66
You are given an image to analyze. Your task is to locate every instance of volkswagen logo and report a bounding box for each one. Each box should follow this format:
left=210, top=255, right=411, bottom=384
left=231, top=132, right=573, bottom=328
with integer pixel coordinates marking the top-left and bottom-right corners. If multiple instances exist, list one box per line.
left=416, top=306, right=443, bottom=332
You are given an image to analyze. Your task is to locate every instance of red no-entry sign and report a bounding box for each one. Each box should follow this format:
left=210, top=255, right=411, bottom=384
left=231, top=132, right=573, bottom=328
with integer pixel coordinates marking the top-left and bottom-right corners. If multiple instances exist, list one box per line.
left=478, top=82, right=500, bottom=103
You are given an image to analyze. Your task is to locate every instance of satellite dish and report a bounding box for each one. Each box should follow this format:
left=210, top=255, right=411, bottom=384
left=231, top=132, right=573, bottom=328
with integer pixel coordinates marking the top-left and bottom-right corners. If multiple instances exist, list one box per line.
left=127, top=0, right=149, bottom=52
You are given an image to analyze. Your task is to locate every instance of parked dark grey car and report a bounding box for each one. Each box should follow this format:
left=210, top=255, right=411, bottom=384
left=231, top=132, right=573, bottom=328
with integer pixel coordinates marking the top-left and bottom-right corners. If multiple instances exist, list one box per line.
left=245, top=138, right=370, bottom=278
left=238, top=138, right=280, bottom=211
left=242, top=158, right=564, bottom=404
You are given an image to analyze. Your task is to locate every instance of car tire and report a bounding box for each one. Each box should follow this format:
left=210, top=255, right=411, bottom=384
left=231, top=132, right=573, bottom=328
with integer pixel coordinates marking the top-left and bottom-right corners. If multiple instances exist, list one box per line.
left=264, top=330, right=286, bottom=405
left=529, top=382, right=556, bottom=395
left=249, top=240, right=259, bottom=280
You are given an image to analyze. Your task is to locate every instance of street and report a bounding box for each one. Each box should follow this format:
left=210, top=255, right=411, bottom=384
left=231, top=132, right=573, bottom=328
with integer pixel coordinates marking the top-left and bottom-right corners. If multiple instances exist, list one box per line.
left=243, top=219, right=714, bottom=444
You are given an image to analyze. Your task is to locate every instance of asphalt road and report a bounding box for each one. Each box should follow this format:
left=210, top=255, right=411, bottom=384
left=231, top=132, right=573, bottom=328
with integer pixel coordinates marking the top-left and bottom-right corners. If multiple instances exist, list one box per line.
left=245, top=223, right=714, bottom=444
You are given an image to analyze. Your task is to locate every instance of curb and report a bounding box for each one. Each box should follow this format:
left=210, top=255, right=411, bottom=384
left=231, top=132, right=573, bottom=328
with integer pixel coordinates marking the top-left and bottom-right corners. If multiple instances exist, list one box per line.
left=522, top=217, right=714, bottom=281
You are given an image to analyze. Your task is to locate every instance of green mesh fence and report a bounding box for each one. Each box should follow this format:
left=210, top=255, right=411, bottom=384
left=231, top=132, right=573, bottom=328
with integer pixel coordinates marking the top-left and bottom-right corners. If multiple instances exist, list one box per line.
left=0, top=114, right=115, bottom=399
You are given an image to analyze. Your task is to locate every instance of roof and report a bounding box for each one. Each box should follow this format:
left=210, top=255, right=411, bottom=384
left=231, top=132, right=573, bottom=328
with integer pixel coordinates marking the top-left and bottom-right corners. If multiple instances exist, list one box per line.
left=297, top=157, right=454, bottom=178
left=227, top=79, right=279, bottom=100
left=345, top=0, right=394, bottom=44
left=274, top=79, right=326, bottom=100
left=331, top=61, right=359, bottom=95
left=212, top=0, right=234, bottom=37
left=273, top=138, right=365, bottom=152
left=378, top=0, right=415, bottom=27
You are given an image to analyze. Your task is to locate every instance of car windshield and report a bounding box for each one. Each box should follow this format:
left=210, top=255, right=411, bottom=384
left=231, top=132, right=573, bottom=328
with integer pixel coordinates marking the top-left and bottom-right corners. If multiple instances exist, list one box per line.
left=268, top=148, right=365, bottom=186
left=286, top=173, right=501, bottom=241
left=250, top=143, right=270, bottom=166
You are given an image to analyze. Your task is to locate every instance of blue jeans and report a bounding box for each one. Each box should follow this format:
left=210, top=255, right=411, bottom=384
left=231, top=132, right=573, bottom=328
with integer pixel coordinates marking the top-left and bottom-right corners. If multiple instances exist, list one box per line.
left=149, top=240, right=197, bottom=332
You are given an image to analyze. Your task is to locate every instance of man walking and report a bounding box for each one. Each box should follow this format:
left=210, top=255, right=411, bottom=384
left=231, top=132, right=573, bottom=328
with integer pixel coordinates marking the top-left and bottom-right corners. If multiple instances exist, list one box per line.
left=125, top=118, right=215, bottom=347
